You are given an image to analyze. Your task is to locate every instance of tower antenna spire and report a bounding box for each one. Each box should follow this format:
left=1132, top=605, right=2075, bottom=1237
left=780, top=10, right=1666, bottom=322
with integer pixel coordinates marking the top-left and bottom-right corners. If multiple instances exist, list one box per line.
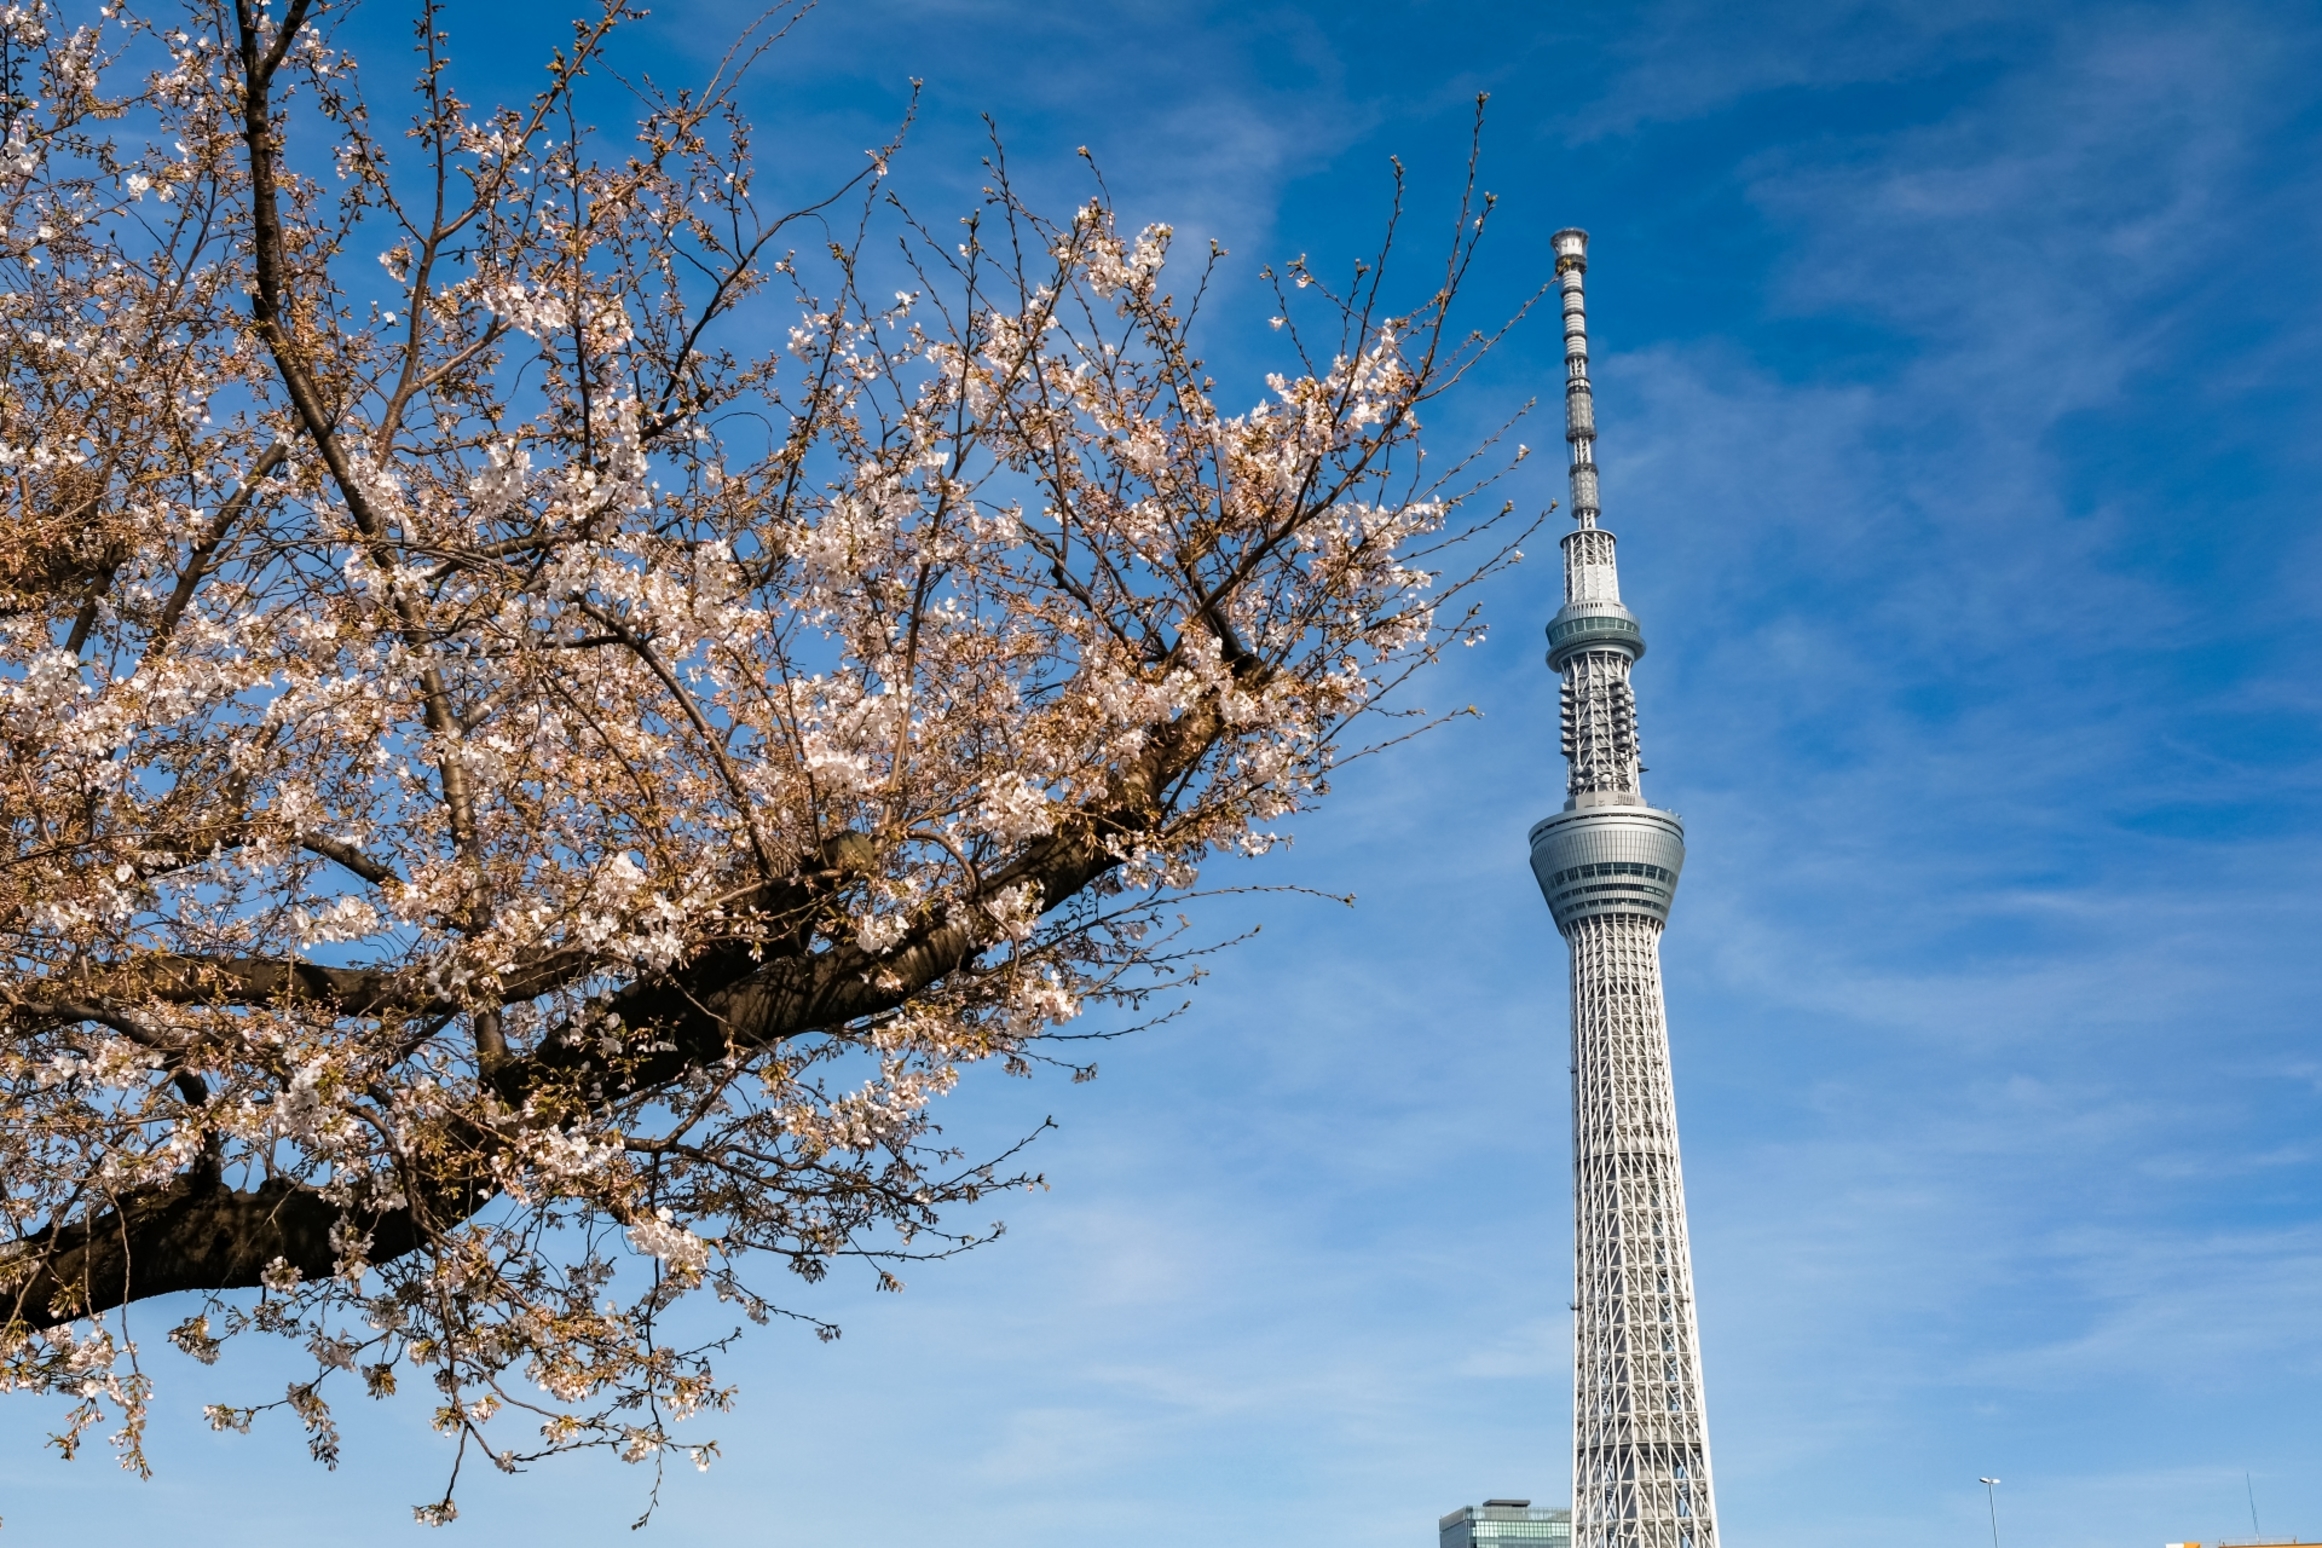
left=1529, top=229, right=1721, bottom=1548
left=1554, top=228, right=1601, bottom=531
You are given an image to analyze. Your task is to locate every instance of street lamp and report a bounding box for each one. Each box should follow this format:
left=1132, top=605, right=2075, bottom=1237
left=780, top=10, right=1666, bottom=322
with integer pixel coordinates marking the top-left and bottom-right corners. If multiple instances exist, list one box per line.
left=1979, top=1478, right=2002, bottom=1548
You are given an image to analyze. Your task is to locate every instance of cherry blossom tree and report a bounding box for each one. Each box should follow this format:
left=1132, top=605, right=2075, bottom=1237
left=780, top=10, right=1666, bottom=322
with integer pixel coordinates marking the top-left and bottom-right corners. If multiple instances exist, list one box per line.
left=0, top=0, right=1535, bottom=1518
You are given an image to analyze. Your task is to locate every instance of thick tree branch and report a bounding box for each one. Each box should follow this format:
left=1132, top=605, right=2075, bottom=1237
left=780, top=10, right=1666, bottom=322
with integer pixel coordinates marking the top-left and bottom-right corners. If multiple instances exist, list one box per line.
left=4, top=693, right=1224, bottom=1326
left=3, top=1173, right=435, bottom=1332
left=31, top=945, right=597, bottom=1019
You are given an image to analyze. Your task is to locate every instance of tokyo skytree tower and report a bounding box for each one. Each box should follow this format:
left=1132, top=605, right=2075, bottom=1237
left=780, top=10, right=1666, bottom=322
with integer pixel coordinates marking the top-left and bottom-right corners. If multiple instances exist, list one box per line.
left=1526, top=229, right=1719, bottom=1548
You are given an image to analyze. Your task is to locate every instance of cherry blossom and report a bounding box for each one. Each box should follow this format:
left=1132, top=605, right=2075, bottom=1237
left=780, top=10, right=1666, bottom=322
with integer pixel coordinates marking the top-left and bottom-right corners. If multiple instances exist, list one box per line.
left=0, top=0, right=1535, bottom=1519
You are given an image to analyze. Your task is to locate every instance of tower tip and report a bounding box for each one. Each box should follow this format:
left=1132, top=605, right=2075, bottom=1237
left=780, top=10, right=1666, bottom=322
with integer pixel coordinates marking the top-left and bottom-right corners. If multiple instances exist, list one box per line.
left=1553, top=226, right=1600, bottom=529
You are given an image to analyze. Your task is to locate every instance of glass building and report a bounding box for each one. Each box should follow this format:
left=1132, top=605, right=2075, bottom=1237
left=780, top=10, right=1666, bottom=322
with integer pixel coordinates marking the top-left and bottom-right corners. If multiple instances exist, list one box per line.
left=1441, top=1500, right=1574, bottom=1548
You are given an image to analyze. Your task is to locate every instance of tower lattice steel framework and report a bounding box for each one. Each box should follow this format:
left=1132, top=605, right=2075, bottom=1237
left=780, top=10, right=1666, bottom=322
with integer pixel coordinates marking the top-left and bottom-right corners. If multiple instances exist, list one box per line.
left=1526, top=228, right=1718, bottom=1548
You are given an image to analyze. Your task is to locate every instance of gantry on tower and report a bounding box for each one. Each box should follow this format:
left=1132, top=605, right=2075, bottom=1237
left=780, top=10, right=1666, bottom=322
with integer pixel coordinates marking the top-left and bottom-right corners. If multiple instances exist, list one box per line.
left=1526, top=229, right=1719, bottom=1548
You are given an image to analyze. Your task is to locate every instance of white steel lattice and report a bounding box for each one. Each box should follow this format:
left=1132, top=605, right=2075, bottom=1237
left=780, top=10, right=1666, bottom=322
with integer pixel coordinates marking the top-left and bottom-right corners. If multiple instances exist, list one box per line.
left=1530, top=227, right=1719, bottom=1548
left=1567, top=913, right=1714, bottom=1548
left=1560, top=651, right=1641, bottom=798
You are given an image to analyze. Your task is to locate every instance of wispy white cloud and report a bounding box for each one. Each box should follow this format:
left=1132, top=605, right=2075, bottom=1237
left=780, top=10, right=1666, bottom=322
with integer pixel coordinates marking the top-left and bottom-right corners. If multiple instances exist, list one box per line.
left=1575, top=0, right=2025, bottom=134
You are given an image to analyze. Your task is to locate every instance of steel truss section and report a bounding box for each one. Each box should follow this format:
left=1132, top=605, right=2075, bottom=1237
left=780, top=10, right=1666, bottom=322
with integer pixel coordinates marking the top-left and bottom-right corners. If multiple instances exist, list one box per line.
left=1568, top=912, right=1714, bottom=1548
left=1560, top=650, right=1642, bottom=798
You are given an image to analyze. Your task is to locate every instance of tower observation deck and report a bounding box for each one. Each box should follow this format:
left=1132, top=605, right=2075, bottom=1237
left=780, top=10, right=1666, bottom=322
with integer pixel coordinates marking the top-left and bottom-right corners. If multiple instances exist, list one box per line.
left=1527, top=229, right=1718, bottom=1548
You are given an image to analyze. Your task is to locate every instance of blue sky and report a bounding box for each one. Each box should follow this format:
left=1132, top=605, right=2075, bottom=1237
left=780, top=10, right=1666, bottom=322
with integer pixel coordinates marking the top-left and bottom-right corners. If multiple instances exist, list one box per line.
left=7, top=0, right=2322, bottom=1542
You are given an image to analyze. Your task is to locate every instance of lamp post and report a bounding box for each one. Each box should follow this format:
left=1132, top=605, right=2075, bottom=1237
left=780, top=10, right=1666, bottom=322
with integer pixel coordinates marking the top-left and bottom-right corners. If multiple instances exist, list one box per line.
left=1979, top=1478, right=2002, bottom=1548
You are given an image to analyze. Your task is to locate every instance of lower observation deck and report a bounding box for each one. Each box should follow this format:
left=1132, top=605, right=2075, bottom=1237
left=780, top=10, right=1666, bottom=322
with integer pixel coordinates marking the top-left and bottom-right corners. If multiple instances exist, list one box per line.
left=1527, top=803, right=1687, bottom=931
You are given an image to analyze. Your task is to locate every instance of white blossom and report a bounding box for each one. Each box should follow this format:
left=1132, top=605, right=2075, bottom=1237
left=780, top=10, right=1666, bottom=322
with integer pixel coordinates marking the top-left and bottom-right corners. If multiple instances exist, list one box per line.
left=0, top=0, right=1524, bottom=1515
